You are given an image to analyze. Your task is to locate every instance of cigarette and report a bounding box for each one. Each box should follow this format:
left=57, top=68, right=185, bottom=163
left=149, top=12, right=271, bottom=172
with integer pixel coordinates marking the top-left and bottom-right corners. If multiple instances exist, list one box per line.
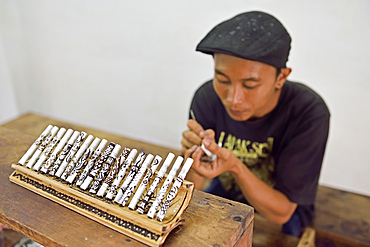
left=55, top=131, right=87, bottom=177
left=156, top=157, right=194, bottom=221
left=41, top=129, right=73, bottom=173
left=76, top=139, right=108, bottom=186
left=105, top=149, right=137, bottom=199
left=26, top=126, right=59, bottom=169
left=33, top=127, right=66, bottom=171
left=190, top=109, right=217, bottom=160
left=80, top=142, right=115, bottom=190
left=128, top=155, right=162, bottom=210
left=49, top=130, right=80, bottom=176
left=89, top=144, right=122, bottom=194
left=136, top=152, right=174, bottom=214
left=18, top=125, right=53, bottom=165
left=118, top=154, right=154, bottom=206
left=97, top=147, right=131, bottom=197
left=114, top=151, right=146, bottom=203
left=66, top=137, right=101, bottom=184
left=61, top=134, right=94, bottom=180
left=147, top=156, right=184, bottom=219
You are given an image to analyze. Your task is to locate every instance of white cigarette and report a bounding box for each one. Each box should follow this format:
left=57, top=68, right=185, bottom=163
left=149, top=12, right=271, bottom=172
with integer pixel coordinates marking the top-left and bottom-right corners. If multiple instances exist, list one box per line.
left=128, top=155, right=162, bottom=210
left=26, top=126, right=59, bottom=169
left=61, top=134, right=94, bottom=180
left=105, top=149, right=137, bottom=199
left=89, top=144, right=121, bottom=194
left=33, top=127, right=66, bottom=171
left=66, top=137, right=101, bottom=184
left=80, top=142, right=115, bottom=190
left=76, top=139, right=108, bottom=186
left=136, top=152, right=174, bottom=214
left=55, top=131, right=87, bottom=177
left=41, top=129, right=73, bottom=173
left=118, top=154, right=154, bottom=206
left=49, top=130, right=80, bottom=176
left=114, top=151, right=146, bottom=203
left=147, top=155, right=183, bottom=219
left=97, top=147, right=131, bottom=197
left=18, top=125, right=53, bottom=165
left=156, top=158, right=194, bottom=221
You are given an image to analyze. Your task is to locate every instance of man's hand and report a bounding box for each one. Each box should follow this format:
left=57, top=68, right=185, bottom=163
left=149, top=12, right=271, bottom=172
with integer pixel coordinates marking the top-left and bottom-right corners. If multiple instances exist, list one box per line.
left=185, top=129, right=239, bottom=179
left=181, top=119, right=205, bottom=154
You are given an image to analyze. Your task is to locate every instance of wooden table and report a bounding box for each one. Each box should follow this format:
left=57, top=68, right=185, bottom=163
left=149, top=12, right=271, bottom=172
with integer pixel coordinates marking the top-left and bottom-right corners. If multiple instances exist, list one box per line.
left=0, top=113, right=254, bottom=247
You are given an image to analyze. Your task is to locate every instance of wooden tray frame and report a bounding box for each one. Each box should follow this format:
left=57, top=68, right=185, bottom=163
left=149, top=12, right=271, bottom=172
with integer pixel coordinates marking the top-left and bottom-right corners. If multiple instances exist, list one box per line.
left=10, top=163, right=194, bottom=247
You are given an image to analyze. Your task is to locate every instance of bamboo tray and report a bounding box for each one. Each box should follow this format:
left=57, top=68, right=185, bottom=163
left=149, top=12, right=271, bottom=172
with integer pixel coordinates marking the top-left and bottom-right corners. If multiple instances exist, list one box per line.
left=10, top=164, right=194, bottom=247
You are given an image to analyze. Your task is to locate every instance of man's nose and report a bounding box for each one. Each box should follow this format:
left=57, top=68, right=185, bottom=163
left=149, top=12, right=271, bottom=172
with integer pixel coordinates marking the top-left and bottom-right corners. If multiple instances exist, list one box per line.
left=228, top=84, right=244, bottom=105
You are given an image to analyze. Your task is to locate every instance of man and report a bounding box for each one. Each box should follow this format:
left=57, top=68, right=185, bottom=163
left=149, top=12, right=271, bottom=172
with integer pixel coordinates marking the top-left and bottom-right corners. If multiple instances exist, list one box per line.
left=181, top=11, right=330, bottom=236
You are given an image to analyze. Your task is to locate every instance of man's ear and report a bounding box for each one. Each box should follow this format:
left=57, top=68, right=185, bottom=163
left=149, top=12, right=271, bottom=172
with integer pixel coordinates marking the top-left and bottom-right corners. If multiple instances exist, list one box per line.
left=275, top=68, right=292, bottom=89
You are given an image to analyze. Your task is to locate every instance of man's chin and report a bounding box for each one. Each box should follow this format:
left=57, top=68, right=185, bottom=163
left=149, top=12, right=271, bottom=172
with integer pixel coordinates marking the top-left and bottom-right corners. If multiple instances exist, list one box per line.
left=227, top=110, right=251, bottom=121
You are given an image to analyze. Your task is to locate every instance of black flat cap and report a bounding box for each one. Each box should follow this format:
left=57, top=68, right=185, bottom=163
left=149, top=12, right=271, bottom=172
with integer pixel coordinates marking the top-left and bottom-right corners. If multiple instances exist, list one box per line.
left=196, top=11, right=291, bottom=68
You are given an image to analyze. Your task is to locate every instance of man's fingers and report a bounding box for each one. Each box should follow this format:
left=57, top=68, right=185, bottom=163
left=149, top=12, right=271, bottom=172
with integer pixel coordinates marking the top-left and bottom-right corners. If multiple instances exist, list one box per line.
left=187, top=119, right=205, bottom=138
left=182, top=129, right=203, bottom=146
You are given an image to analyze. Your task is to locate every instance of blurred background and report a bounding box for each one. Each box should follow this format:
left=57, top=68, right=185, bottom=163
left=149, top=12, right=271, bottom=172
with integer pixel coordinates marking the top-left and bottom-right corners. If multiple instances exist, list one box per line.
left=1, top=0, right=369, bottom=196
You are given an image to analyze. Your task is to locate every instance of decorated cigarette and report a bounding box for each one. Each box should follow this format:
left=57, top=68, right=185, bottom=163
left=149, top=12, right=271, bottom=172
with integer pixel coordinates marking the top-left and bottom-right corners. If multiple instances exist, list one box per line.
left=26, top=126, right=59, bottom=169
left=147, top=156, right=184, bottom=219
left=89, top=144, right=121, bottom=194
left=18, top=125, right=53, bottom=165
left=55, top=131, right=87, bottom=177
left=76, top=139, right=108, bottom=186
left=105, top=149, right=137, bottom=199
left=156, top=157, right=194, bottom=221
left=33, top=127, right=66, bottom=171
left=80, top=142, right=115, bottom=190
left=128, top=155, right=162, bottom=210
left=114, top=151, right=146, bottom=203
left=48, top=130, right=80, bottom=176
left=61, top=134, right=94, bottom=180
left=118, top=154, right=154, bottom=206
left=97, top=147, right=131, bottom=197
left=190, top=109, right=217, bottom=161
left=41, top=129, right=73, bottom=173
left=66, top=137, right=101, bottom=184
left=137, top=152, right=175, bottom=214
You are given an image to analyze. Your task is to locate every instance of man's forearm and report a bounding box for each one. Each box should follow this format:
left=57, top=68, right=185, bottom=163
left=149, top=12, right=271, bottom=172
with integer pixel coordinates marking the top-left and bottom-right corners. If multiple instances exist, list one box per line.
left=230, top=159, right=297, bottom=224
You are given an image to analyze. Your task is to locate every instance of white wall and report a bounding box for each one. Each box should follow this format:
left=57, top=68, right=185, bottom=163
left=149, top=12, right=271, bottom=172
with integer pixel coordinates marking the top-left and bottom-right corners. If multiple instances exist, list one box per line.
left=1, top=0, right=369, bottom=196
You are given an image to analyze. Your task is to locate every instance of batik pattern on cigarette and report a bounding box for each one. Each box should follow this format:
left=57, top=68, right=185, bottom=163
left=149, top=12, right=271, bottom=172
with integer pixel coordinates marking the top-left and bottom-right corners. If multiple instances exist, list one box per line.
left=18, top=125, right=53, bottom=165
left=118, top=154, right=154, bottom=206
left=26, top=126, right=59, bottom=169
left=147, top=156, right=184, bottom=219
left=114, top=151, right=146, bottom=203
left=156, top=158, right=194, bottom=221
left=41, top=129, right=73, bottom=173
left=76, top=139, right=108, bottom=186
left=105, top=149, right=137, bottom=199
left=80, top=142, right=115, bottom=190
left=61, top=134, right=94, bottom=180
left=55, top=131, right=87, bottom=177
left=136, top=153, right=175, bottom=214
left=66, top=137, right=100, bottom=184
left=49, top=131, right=80, bottom=176
left=89, top=144, right=121, bottom=194
left=97, top=147, right=130, bottom=197
left=129, top=155, right=162, bottom=210
left=33, top=128, right=66, bottom=171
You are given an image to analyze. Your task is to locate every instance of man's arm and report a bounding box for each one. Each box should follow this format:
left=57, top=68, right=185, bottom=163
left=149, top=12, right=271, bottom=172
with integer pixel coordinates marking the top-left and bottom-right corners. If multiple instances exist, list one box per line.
left=187, top=132, right=297, bottom=224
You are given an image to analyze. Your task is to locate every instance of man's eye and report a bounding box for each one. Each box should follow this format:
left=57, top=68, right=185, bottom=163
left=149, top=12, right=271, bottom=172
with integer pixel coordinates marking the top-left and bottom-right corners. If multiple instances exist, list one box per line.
left=217, top=78, right=230, bottom=84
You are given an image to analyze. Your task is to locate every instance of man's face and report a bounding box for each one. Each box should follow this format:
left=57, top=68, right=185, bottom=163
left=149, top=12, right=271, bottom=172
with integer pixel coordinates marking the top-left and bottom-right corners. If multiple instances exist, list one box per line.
left=213, top=53, right=285, bottom=121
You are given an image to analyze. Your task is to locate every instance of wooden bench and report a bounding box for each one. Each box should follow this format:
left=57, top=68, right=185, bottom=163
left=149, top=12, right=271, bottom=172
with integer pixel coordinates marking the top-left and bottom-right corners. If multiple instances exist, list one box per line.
left=313, top=186, right=370, bottom=247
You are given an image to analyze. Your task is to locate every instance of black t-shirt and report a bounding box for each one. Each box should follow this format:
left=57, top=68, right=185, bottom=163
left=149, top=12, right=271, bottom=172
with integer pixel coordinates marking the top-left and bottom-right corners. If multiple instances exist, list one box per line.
left=190, top=80, right=330, bottom=227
